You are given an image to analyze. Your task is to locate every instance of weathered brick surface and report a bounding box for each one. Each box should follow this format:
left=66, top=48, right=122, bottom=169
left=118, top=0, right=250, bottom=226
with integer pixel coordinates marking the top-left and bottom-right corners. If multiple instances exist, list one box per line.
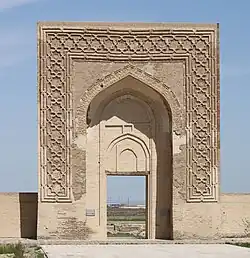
left=36, top=22, right=220, bottom=240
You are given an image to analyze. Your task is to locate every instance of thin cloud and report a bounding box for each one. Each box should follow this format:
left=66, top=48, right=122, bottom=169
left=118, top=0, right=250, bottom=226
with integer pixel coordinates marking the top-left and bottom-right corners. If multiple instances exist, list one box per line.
left=0, top=0, right=39, bottom=10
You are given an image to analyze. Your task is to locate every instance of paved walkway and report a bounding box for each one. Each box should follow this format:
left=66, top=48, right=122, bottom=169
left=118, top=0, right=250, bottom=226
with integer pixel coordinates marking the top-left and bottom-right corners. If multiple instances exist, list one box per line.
left=41, top=244, right=250, bottom=258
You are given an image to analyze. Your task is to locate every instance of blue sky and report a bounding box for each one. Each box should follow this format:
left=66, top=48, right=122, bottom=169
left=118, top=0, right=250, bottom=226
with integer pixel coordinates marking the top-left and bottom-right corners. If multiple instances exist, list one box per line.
left=0, top=0, right=250, bottom=202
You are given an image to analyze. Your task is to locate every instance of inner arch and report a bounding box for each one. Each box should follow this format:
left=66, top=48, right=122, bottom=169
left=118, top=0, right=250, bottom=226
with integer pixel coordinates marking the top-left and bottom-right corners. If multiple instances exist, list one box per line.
left=86, top=75, right=173, bottom=240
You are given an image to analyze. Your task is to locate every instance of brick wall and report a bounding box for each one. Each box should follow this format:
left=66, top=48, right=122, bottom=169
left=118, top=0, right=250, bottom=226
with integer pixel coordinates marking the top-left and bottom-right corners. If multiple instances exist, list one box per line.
left=220, top=193, right=250, bottom=238
left=0, top=192, right=37, bottom=239
left=1, top=192, right=250, bottom=239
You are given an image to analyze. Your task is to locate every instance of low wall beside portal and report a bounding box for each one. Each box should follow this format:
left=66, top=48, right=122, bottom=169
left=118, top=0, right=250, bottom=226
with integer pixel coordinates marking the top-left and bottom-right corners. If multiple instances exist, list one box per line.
left=0, top=192, right=37, bottom=239
left=1, top=192, right=250, bottom=240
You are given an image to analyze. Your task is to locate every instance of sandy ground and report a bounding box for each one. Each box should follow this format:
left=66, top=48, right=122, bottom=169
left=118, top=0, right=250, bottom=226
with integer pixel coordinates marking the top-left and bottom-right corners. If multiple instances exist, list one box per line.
left=41, top=244, right=250, bottom=258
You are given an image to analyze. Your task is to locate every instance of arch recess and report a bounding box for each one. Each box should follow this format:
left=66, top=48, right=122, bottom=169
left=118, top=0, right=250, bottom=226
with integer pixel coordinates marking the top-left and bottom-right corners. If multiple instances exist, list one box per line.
left=77, top=64, right=183, bottom=134
left=107, top=133, right=150, bottom=159
left=105, top=133, right=150, bottom=173
left=98, top=94, right=154, bottom=125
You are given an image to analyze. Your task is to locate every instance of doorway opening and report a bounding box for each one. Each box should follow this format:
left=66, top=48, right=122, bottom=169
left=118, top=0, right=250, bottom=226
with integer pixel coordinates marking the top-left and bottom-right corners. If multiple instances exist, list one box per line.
left=107, top=175, right=147, bottom=239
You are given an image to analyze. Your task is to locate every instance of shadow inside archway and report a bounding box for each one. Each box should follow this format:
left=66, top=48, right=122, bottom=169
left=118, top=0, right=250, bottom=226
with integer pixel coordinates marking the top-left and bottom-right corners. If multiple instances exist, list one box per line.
left=87, top=75, right=173, bottom=239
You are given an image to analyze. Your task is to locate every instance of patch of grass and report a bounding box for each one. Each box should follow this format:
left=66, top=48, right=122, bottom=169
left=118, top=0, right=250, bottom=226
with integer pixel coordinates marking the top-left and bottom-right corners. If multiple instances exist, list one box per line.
left=107, top=207, right=145, bottom=217
left=33, top=246, right=46, bottom=258
left=36, top=250, right=46, bottom=258
left=107, top=207, right=146, bottom=222
left=108, top=216, right=145, bottom=221
left=108, top=232, right=132, bottom=237
left=227, top=242, right=250, bottom=248
left=0, top=243, right=45, bottom=258
left=0, top=242, right=24, bottom=257
left=107, top=232, right=144, bottom=239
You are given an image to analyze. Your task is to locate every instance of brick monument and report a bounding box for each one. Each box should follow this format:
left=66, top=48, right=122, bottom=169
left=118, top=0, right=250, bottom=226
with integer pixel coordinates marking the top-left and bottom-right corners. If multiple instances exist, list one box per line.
left=37, top=22, right=220, bottom=240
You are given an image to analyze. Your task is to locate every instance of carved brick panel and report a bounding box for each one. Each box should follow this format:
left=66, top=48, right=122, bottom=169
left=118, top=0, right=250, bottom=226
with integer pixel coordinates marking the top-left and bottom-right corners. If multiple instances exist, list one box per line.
left=38, top=23, right=219, bottom=203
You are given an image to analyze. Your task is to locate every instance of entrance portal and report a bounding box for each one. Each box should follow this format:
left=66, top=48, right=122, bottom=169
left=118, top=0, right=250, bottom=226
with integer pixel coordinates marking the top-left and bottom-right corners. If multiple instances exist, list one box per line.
left=38, top=23, right=220, bottom=241
left=86, top=76, right=173, bottom=239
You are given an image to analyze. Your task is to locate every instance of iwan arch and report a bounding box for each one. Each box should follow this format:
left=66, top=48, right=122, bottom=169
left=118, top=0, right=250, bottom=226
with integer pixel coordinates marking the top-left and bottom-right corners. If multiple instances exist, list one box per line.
left=85, top=69, right=175, bottom=239
left=37, top=22, right=220, bottom=240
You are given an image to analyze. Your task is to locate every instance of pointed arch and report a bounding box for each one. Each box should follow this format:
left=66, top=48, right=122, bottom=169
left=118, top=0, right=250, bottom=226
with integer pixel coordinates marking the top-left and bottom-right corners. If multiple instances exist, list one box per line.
left=107, top=133, right=150, bottom=159
left=77, top=64, right=184, bottom=135
left=106, top=133, right=150, bottom=173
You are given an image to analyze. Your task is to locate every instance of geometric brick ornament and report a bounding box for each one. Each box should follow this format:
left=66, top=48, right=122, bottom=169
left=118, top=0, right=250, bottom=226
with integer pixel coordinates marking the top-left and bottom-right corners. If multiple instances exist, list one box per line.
left=38, top=23, right=219, bottom=203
